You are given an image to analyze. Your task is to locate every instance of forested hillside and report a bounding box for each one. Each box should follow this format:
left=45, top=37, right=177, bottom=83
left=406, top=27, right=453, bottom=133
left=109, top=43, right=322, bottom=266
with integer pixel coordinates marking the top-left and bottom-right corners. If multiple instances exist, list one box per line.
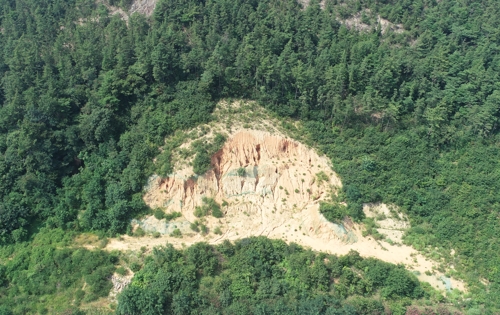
left=116, top=237, right=427, bottom=315
left=0, top=0, right=500, bottom=313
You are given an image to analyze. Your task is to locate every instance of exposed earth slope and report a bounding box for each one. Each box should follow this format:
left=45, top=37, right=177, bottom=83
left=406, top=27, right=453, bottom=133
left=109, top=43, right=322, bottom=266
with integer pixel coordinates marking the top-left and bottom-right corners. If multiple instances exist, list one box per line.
left=106, top=101, right=464, bottom=292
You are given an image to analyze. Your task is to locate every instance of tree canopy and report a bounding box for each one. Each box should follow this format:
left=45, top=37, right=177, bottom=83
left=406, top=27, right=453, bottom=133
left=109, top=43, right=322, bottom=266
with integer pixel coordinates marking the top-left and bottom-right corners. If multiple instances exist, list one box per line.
left=0, top=0, right=499, bottom=313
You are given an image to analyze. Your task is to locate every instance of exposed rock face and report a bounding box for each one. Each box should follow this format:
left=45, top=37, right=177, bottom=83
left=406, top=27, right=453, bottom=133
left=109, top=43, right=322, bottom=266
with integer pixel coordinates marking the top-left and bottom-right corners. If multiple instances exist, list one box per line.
left=109, top=274, right=132, bottom=300
left=129, top=0, right=157, bottom=16
left=142, top=130, right=355, bottom=242
left=147, top=131, right=339, bottom=208
left=338, top=9, right=404, bottom=34
left=111, top=275, right=131, bottom=292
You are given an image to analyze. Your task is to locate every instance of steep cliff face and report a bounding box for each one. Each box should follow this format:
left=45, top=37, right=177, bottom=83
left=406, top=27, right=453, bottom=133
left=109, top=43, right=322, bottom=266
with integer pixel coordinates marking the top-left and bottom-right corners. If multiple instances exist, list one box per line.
left=142, top=130, right=354, bottom=242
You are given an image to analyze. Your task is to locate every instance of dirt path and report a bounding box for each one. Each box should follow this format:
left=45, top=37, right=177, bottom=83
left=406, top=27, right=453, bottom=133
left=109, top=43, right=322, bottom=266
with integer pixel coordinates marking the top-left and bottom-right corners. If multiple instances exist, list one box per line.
left=107, top=223, right=464, bottom=292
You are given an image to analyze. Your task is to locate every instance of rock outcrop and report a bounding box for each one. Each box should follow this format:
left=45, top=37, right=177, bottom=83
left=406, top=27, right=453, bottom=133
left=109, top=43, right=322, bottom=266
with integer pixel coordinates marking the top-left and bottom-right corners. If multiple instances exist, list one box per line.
left=129, top=0, right=157, bottom=16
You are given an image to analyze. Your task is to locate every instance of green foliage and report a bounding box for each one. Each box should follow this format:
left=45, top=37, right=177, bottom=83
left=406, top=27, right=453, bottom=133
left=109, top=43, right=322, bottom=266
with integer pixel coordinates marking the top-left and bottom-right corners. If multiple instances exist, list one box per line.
left=362, top=218, right=385, bottom=241
left=237, top=167, right=246, bottom=177
left=0, top=0, right=498, bottom=311
left=319, top=202, right=347, bottom=223
left=129, top=262, right=141, bottom=273
left=194, top=206, right=207, bottom=218
left=214, top=226, right=223, bottom=235
left=194, top=197, right=223, bottom=218
left=347, top=202, right=365, bottom=222
left=116, top=266, right=128, bottom=276
left=316, top=171, right=329, bottom=184
left=164, top=212, right=182, bottom=221
left=382, top=266, right=424, bottom=299
left=134, top=227, right=145, bottom=237
left=192, top=133, right=227, bottom=175
left=0, top=229, right=115, bottom=314
left=0, top=307, right=12, bottom=315
left=190, top=221, right=200, bottom=232
left=170, top=229, right=182, bottom=238
left=200, top=224, right=208, bottom=235
left=193, top=150, right=212, bottom=175
left=347, top=297, right=384, bottom=315
left=116, top=238, right=428, bottom=315
left=153, top=209, right=165, bottom=220
left=211, top=208, right=223, bottom=219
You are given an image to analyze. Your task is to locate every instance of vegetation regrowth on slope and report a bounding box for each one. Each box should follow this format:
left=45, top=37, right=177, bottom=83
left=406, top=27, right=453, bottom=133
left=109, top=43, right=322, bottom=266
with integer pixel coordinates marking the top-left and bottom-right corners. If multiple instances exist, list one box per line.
left=0, top=0, right=499, bottom=313
left=116, top=237, right=428, bottom=315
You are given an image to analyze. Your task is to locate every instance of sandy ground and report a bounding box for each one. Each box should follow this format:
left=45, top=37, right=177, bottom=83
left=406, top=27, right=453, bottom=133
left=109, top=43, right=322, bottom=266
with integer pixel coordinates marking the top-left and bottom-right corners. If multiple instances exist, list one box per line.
left=105, top=110, right=465, bottom=293
left=107, top=217, right=465, bottom=292
left=107, top=231, right=464, bottom=292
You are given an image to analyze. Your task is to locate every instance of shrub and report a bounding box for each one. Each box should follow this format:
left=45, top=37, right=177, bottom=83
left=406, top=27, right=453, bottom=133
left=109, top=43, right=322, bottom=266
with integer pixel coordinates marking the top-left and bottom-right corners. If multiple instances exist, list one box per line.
left=98, top=237, right=108, bottom=249
left=152, top=232, right=161, bottom=238
left=316, top=171, right=329, bottom=184
left=154, top=209, right=165, bottom=220
left=237, top=167, right=246, bottom=177
left=382, top=266, right=423, bottom=299
left=214, top=227, right=223, bottom=235
left=85, top=265, right=115, bottom=297
left=200, top=225, right=208, bottom=235
left=74, top=289, right=85, bottom=303
left=134, top=227, right=145, bottom=237
left=164, top=212, right=182, bottom=221
left=361, top=156, right=376, bottom=172
left=194, top=197, right=223, bottom=218
left=116, top=267, right=128, bottom=276
left=83, top=293, right=98, bottom=303
left=362, top=218, right=384, bottom=240
left=194, top=206, right=208, bottom=218
left=347, top=202, right=365, bottom=222
left=211, top=133, right=227, bottom=151
left=170, top=229, right=182, bottom=238
left=191, top=134, right=227, bottom=176
left=130, top=262, right=141, bottom=272
left=344, top=185, right=361, bottom=202
left=319, top=202, right=347, bottom=223
left=190, top=221, right=200, bottom=232
left=193, top=150, right=212, bottom=175
left=212, top=207, right=223, bottom=218
left=204, top=197, right=223, bottom=218
left=347, top=297, right=384, bottom=315
left=126, top=225, right=133, bottom=236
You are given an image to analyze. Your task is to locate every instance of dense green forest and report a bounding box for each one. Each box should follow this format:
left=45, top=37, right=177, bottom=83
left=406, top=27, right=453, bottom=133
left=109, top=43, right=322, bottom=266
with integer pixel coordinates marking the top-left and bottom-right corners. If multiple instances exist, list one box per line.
left=116, top=237, right=427, bottom=315
left=1, top=0, right=500, bottom=313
